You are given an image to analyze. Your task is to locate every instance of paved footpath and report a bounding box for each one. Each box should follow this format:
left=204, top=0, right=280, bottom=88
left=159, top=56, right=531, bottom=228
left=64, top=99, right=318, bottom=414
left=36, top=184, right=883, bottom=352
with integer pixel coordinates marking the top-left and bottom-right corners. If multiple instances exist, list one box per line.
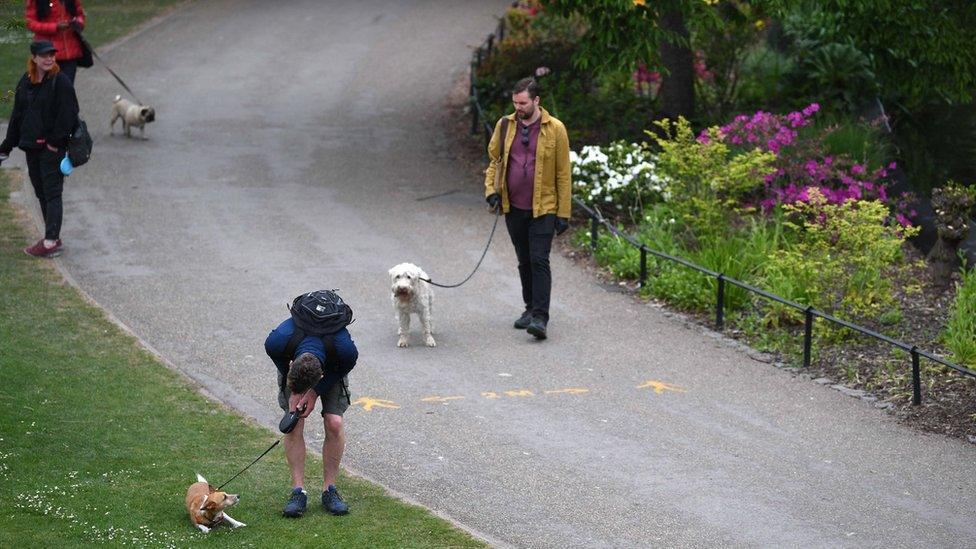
left=8, top=1, right=975, bottom=546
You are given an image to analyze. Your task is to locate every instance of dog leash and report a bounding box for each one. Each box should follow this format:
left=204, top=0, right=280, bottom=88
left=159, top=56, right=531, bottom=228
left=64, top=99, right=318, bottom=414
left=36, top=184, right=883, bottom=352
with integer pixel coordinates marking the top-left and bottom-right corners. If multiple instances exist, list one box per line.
left=215, top=437, right=282, bottom=491
left=72, top=24, right=144, bottom=104
left=421, top=207, right=501, bottom=289
left=214, top=388, right=315, bottom=491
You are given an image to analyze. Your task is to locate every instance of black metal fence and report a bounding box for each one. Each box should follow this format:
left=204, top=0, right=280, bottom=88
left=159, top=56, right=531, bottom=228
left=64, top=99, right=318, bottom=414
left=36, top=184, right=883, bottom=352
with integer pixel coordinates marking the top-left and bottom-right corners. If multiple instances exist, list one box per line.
left=468, top=9, right=976, bottom=405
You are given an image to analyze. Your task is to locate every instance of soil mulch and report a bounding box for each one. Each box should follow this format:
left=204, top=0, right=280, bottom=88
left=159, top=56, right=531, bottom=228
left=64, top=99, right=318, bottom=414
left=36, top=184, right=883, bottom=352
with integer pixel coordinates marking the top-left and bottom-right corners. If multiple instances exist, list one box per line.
left=447, top=81, right=976, bottom=446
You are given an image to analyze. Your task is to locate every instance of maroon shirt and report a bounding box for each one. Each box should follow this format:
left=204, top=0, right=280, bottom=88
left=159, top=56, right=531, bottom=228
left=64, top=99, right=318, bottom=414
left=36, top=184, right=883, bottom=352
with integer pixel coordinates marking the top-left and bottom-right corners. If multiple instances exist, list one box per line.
left=506, top=118, right=541, bottom=210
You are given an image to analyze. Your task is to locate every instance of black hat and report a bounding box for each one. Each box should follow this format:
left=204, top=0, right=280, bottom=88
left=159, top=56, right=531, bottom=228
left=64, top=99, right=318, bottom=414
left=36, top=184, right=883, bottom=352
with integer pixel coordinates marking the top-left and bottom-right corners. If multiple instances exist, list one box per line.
left=30, top=41, right=57, bottom=55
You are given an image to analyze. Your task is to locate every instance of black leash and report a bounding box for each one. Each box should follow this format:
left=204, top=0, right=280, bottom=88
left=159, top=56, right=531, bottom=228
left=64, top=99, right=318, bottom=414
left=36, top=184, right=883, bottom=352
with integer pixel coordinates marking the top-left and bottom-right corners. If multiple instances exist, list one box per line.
left=73, top=25, right=144, bottom=104
left=214, top=388, right=315, bottom=491
left=421, top=207, right=501, bottom=288
left=216, top=438, right=281, bottom=491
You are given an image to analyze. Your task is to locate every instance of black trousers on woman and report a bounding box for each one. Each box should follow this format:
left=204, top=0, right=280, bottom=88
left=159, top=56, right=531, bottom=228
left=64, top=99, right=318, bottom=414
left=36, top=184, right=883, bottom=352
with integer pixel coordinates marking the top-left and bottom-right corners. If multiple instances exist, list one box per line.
left=505, top=207, right=556, bottom=322
left=25, top=148, right=65, bottom=241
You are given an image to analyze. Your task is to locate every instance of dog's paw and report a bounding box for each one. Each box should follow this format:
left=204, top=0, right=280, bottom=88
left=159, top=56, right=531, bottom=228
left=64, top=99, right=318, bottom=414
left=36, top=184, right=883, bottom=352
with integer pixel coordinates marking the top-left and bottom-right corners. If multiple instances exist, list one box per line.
left=232, top=521, right=246, bottom=528
left=397, top=336, right=410, bottom=348
left=424, top=335, right=437, bottom=348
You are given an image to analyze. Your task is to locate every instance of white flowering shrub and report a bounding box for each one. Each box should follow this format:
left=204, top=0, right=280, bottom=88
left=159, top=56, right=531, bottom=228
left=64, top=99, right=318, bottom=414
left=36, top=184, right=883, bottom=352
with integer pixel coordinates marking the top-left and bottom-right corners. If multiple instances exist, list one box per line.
left=571, top=141, right=669, bottom=220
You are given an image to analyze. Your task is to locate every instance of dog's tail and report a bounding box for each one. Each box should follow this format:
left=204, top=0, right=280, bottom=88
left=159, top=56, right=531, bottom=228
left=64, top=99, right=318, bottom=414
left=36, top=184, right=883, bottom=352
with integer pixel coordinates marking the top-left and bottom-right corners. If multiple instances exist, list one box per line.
left=196, top=473, right=207, bottom=483
left=113, top=94, right=122, bottom=103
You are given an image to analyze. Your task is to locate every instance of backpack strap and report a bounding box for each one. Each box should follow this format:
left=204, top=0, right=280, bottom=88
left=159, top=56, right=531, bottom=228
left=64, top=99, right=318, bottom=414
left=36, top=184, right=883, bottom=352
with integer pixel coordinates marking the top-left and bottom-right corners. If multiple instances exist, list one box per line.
left=497, top=116, right=509, bottom=159
left=491, top=116, right=510, bottom=195
left=283, top=327, right=305, bottom=364
left=320, top=334, right=339, bottom=371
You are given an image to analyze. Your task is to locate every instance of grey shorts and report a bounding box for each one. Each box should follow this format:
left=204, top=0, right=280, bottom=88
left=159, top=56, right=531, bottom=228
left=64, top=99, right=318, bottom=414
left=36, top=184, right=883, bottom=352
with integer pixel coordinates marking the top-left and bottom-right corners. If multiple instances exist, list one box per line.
left=277, top=371, right=351, bottom=417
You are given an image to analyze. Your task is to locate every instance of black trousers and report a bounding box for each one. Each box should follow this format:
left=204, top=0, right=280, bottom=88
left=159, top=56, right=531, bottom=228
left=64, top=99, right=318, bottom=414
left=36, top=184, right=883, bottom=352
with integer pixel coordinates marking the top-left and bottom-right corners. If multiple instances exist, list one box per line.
left=505, top=207, right=555, bottom=322
left=25, top=148, right=65, bottom=241
left=59, top=60, right=77, bottom=85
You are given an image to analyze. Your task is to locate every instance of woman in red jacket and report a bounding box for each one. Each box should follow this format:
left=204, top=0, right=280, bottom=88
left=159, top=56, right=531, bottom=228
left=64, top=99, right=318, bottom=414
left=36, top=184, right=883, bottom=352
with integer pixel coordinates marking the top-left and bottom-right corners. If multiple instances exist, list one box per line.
left=25, top=0, right=87, bottom=84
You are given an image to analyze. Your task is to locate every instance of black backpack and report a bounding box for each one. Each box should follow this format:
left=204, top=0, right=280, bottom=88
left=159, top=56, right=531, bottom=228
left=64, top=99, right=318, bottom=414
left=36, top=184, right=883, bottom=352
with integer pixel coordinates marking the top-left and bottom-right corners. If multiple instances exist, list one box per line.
left=283, top=290, right=355, bottom=377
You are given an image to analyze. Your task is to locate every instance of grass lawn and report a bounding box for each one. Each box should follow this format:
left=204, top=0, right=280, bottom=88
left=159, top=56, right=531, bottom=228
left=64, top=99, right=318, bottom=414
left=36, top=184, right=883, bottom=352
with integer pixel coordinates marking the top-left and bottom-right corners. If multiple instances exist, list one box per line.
left=0, top=173, right=486, bottom=546
left=1, top=0, right=186, bottom=119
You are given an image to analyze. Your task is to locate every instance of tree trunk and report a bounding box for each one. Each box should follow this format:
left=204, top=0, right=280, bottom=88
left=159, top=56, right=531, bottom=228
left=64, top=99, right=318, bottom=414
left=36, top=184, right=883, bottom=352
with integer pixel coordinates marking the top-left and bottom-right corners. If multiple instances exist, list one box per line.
left=658, top=5, right=695, bottom=122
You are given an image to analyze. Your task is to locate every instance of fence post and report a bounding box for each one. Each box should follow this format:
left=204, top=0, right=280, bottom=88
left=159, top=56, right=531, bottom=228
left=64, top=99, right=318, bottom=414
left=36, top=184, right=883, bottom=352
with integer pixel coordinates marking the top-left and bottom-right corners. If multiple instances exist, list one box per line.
left=590, top=217, right=599, bottom=251
left=639, top=246, right=648, bottom=288
left=715, top=275, right=725, bottom=330
left=803, top=307, right=814, bottom=368
left=911, top=347, right=921, bottom=405
left=486, top=34, right=494, bottom=55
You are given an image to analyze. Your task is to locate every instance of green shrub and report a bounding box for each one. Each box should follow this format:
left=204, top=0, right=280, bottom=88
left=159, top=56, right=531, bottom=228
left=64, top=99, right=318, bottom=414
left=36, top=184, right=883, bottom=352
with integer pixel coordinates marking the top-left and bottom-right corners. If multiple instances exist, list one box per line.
left=649, top=117, right=776, bottom=244
left=593, top=232, right=641, bottom=279
left=592, top=204, right=789, bottom=314
left=942, top=259, right=976, bottom=367
left=779, top=5, right=879, bottom=114
left=819, top=120, right=891, bottom=172
left=734, top=44, right=797, bottom=113
left=761, top=188, right=918, bottom=324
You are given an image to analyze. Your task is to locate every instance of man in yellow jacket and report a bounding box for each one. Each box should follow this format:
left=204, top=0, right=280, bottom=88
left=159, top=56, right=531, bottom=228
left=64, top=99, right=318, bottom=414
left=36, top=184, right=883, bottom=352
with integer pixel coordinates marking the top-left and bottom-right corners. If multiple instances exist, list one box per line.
left=484, top=77, right=571, bottom=340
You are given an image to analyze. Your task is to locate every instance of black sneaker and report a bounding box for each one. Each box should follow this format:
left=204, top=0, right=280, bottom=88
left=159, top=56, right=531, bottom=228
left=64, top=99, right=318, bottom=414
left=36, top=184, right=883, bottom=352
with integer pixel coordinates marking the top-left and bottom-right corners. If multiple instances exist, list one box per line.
left=513, top=310, right=533, bottom=330
left=282, top=487, right=307, bottom=518
left=526, top=316, right=547, bottom=340
left=322, top=485, right=349, bottom=515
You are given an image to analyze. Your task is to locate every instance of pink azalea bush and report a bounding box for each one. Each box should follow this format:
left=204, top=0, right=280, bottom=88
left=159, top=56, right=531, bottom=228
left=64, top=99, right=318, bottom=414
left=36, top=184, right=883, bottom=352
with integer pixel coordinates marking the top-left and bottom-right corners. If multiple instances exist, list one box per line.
left=703, top=104, right=916, bottom=226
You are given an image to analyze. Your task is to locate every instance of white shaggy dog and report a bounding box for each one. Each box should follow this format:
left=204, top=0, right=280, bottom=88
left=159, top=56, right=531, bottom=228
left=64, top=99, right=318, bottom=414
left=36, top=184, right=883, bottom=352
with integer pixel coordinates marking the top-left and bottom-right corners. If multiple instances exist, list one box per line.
left=388, top=263, right=436, bottom=348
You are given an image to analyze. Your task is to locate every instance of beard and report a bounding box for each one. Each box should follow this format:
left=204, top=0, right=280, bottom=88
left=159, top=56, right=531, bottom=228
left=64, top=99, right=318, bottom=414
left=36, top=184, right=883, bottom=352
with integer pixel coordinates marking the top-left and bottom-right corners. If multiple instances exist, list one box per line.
left=518, top=105, right=536, bottom=120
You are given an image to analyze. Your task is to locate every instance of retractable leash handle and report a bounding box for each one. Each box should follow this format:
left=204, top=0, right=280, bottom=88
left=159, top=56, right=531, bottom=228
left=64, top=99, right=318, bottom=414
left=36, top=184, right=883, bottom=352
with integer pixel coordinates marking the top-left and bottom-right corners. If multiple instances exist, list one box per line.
left=279, top=407, right=303, bottom=434
left=278, top=385, right=317, bottom=433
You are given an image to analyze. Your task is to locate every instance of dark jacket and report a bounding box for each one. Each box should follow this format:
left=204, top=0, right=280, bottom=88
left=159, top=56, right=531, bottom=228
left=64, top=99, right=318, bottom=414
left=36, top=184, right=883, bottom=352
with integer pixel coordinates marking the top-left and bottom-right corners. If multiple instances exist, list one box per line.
left=0, top=72, right=79, bottom=155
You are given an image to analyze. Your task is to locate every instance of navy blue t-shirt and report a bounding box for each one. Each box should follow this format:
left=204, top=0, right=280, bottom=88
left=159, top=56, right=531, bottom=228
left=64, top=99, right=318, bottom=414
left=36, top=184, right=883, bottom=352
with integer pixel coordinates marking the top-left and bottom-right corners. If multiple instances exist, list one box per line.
left=264, top=317, right=358, bottom=395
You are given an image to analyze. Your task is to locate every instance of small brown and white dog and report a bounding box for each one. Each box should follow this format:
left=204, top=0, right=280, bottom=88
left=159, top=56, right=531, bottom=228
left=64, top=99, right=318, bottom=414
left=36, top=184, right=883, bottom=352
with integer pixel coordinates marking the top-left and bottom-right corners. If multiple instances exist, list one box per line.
left=389, top=262, right=436, bottom=348
left=110, top=95, right=155, bottom=139
left=184, top=473, right=245, bottom=533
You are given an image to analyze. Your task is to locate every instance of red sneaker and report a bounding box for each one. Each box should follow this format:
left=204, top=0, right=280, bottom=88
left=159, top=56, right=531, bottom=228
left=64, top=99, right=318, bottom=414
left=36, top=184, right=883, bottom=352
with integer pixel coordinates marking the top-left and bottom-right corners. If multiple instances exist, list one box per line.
left=24, top=239, right=62, bottom=258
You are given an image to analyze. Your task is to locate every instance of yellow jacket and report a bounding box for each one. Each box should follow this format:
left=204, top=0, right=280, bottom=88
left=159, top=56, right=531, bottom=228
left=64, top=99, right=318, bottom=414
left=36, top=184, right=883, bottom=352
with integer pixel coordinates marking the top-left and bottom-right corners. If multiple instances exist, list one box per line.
left=484, top=108, right=572, bottom=218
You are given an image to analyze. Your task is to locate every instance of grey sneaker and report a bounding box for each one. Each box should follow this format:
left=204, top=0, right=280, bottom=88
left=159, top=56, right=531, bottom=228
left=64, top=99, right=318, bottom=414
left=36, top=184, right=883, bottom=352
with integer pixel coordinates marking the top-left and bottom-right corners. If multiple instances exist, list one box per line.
left=322, top=485, right=349, bottom=515
left=513, top=310, right=533, bottom=330
left=282, top=487, right=307, bottom=517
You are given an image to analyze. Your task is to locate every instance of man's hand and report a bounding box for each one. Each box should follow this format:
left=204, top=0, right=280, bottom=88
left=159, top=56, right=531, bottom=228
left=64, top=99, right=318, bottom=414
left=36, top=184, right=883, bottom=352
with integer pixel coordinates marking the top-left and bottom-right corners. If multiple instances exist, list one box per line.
left=486, top=193, right=501, bottom=212
left=57, top=21, right=69, bottom=30
left=296, top=390, right=318, bottom=418
left=555, top=217, right=569, bottom=235
left=287, top=391, right=306, bottom=414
